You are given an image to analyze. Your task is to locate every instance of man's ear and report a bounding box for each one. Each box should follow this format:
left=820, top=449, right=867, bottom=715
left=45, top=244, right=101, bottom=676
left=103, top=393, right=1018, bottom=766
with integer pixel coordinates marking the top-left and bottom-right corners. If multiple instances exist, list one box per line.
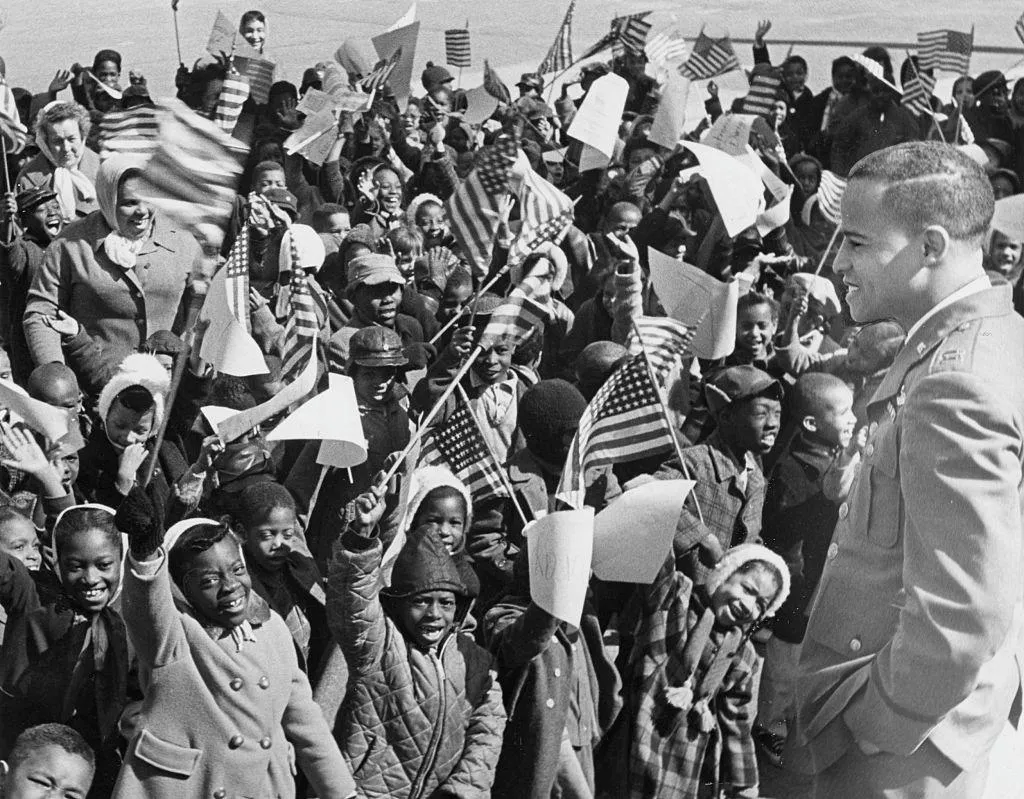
left=922, top=226, right=951, bottom=266
left=802, top=414, right=817, bottom=433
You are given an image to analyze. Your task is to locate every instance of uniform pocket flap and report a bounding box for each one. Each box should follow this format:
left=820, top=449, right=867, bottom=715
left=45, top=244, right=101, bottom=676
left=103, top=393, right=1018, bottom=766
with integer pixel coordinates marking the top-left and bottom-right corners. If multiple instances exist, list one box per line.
left=134, top=728, right=202, bottom=777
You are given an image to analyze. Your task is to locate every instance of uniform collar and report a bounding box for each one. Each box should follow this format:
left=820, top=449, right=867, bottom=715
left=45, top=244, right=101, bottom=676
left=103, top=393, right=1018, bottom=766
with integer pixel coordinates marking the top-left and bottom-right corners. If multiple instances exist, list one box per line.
left=903, top=276, right=991, bottom=342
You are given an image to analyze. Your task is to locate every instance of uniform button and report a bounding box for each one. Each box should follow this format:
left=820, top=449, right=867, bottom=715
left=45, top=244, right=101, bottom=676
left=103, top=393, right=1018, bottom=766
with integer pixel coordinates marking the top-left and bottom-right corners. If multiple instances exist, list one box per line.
left=228, top=735, right=244, bottom=749
left=550, top=635, right=558, bottom=643
left=259, top=737, right=272, bottom=749
left=258, top=676, right=270, bottom=689
left=229, top=678, right=243, bottom=691
left=554, top=668, right=562, bottom=677
left=827, top=543, right=839, bottom=560
left=214, top=790, right=226, bottom=799
left=838, top=503, right=849, bottom=520
left=545, top=698, right=555, bottom=709
left=849, top=638, right=862, bottom=653
left=864, top=443, right=875, bottom=458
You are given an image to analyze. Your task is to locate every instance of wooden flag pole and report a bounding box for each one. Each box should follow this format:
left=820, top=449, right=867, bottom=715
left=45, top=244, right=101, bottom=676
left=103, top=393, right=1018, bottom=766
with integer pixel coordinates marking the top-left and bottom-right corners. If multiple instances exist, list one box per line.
left=171, top=1, right=184, bottom=66
left=813, top=223, right=842, bottom=276
left=0, top=133, right=9, bottom=195
left=631, top=317, right=705, bottom=526
left=140, top=344, right=191, bottom=488
left=905, top=51, right=946, bottom=144
left=456, top=384, right=530, bottom=528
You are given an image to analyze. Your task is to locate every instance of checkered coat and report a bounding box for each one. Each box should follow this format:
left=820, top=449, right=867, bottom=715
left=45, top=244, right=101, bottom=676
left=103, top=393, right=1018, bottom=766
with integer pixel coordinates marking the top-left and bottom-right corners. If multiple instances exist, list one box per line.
left=621, top=558, right=759, bottom=798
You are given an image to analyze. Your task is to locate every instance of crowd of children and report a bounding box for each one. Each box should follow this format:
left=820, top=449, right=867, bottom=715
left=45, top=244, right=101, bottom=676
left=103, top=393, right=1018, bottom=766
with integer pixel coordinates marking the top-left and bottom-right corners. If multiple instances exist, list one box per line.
left=0, top=7, right=1020, bottom=799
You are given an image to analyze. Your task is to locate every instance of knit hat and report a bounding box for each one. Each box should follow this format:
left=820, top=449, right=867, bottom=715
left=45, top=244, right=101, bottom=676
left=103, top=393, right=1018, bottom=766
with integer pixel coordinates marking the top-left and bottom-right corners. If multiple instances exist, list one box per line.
left=704, top=543, right=791, bottom=619
left=518, top=379, right=588, bottom=464
left=97, top=352, right=171, bottom=433
left=382, top=526, right=471, bottom=599
left=421, top=62, right=454, bottom=91
left=973, top=70, right=1007, bottom=100
left=278, top=223, right=326, bottom=273
left=404, top=466, right=473, bottom=540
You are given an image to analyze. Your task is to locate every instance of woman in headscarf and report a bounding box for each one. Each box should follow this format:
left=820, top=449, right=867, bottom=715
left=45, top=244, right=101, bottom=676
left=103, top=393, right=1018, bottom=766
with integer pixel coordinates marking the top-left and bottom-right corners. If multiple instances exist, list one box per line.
left=23, top=154, right=203, bottom=374
left=16, top=101, right=99, bottom=222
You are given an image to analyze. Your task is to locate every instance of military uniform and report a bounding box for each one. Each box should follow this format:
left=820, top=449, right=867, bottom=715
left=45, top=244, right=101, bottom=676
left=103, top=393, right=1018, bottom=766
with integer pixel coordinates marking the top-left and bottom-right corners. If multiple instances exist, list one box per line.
left=793, top=286, right=1024, bottom=797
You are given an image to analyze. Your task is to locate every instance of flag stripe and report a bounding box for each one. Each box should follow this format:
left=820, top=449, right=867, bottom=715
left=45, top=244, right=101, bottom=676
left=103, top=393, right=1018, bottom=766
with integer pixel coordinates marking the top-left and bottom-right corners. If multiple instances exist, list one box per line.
left=538, top=0, right=576, bottom=75
left=212, top=75, right=250, bottom=135
left=445, top=29, right=471, bottom=68
left=679, top=33, right=740, bottom=80
left=611, top=12, right=652, bottom=57
left=916, top=29, right=972, bottom=74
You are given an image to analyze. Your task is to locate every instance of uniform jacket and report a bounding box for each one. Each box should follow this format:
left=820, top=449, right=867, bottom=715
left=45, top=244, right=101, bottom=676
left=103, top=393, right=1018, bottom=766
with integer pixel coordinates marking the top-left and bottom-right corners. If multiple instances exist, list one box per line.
left=794, top=286, right=1024, bottom=776
left=327, top=532, right=506, bottom=799
left=114, top=551, right=355, bottom=799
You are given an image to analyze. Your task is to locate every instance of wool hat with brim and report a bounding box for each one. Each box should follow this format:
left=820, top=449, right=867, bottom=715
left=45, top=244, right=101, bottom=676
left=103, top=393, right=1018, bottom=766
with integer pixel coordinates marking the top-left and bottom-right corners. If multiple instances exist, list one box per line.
left=704, top=543, right=791, bottom=619
left=973, top=70, right=1007, bottom=100
left=705, top=365, right=784, bottom=415
left=516, top=73, right=543, bottom=91
left=382, top=527, right=473, bottom=599
left=346, top=253, right=405, bottom=296
left=262, top=187, right=298, bottom=219
left=348, top=325, right=409, bottom=368
left=850, top=53, right=902, bottom=95
left=16, top=186, right=57, bottom=215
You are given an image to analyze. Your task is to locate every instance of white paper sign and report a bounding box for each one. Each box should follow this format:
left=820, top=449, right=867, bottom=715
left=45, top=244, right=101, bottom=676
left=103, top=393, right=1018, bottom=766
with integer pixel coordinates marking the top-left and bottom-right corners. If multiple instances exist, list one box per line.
left=648, top=72, right=690, bottom=150
left=566, top=73, right=629, bottom=158
left=702, top=114, right=758, bottom=156
left=681, top=141, right=764, bottom=238
left=199, top=264, right=268, bottom=377
left=269, top=374, right=367, bottom=470
left=756, top=185, right=793, bottom=237
left=527, top=508, right=594, bottom=626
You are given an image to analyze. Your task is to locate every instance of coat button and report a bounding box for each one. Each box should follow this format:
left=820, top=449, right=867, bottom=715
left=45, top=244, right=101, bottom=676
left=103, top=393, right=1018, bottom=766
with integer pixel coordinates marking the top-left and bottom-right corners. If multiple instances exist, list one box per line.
left=849, top=638, right=862, bottom=652
left=864, top=443, right=875, bottom=458
left=838, top=503, right=849, bottom=520
left=259, top=737, right=272, bottom=749
left=228, top=735, right=244, bottom=749
left=214, top=790, right=226, bottom=799
left=554, top=668, right=561, bottom=677
left=229, top=678, right=243, bottom=691
left=545, top=698, right=555, bottom=709
left=827, top=543, right=839, bottom=560
left=258, top=676, right=270, bottom=689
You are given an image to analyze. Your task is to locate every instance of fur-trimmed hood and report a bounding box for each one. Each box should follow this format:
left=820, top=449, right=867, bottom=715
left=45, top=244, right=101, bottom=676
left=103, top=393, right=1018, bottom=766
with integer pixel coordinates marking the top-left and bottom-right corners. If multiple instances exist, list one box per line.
left=704, top=543, right=791, bottom=619
left=97, top=352, right=171, bottom=435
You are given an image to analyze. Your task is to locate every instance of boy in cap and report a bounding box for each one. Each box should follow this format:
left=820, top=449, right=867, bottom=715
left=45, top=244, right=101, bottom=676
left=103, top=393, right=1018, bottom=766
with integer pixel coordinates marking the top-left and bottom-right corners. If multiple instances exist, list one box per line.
left=515, top=73, right=543, bottom=102
left=0, top=186, right=63, bottom=383
left=965, top=71, right=1014, bottom=146
left=655, top=364, right=783, bottom=583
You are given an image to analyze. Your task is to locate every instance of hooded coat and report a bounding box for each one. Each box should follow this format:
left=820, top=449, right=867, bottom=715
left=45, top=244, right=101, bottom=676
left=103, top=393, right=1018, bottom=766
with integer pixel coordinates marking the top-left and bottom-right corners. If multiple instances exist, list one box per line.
left=327, top=528, right=506, bottom=799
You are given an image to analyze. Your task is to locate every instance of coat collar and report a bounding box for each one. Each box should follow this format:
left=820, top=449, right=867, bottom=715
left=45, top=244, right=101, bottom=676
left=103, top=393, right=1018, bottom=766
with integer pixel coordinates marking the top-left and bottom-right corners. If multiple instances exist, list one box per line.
left=870, top=285, right=1011, bottom=409
left=91, top=213, right=181, bottom=257
left=705, top=430, right=748, bottom=485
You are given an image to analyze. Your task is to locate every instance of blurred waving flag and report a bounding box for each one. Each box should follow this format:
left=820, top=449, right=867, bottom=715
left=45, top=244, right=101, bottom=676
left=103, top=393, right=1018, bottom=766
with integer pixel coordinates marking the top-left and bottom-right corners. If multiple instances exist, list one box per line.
left=556, top=354, right=673, bottom=508
left=625, top=316, right=694, bottom=375
left=419, top=396, right=509, bottom=503
left=483, top=60, right=512, bottom=104
left=610, top=12, right=652, bottom=57
left=537, top=0, right=576, bottom=75
left=916, top=28, right=973, bottom=74
left=223, top=225, right=251, bottom=333
left=445, top=135, right=519, bottom=278
left=678, top=33, right=740, bottom=80
left=445, top=28, right=471, bottom=69
left=645, top=29, right=688, bottom=72
left=507, top=158, right=575, bottom=267
left=479, top=272, right=552, bottom=351
left=0, top=106, right=28, bottom=155
left=1017, top=12, right=1024, bottom=46
left=97, top=105, right=160, bottom=161
left=815, top=170, right=847, bottom=226
left=901, top=70, right=936, bottom=118
left=212, top=73, right=250, bottom=135
left=233, top=55, right=275, bottom=104
left=740, top=68, right=784, bottom=117
left=281, top=267, right=319, bottom=384
left=360, top=47, right=404, bottom=94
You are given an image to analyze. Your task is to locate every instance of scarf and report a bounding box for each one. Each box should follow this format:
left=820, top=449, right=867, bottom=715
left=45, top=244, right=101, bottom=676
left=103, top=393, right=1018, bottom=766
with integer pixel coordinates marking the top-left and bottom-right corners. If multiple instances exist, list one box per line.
left=95, top=152, right=153, bottom=269
left=820, top=88, right=843, bottom=133
left=35, top=114, right=96, bottom=221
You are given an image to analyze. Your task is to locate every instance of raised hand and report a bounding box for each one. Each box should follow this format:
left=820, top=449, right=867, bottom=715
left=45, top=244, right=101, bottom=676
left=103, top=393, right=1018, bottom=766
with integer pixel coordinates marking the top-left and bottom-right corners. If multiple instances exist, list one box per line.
left=0, top=421, right=51, bottom=477
left=350, top=484, right=387, bottom=536
left=48, top=68, right=74, bottom=94
left=116, top=442, right=149, bottom=496
left=754, top=19, right=773, bottom=46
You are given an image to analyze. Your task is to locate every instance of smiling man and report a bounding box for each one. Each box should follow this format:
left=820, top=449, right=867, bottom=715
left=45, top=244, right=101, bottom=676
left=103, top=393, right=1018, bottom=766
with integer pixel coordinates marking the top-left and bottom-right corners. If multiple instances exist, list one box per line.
left=793, top=142, right=1024, bottom=798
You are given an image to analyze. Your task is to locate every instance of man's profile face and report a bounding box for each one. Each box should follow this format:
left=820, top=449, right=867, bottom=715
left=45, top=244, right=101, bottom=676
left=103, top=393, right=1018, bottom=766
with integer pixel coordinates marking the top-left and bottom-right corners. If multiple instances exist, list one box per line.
left=833, top=179, right=920, bottom=324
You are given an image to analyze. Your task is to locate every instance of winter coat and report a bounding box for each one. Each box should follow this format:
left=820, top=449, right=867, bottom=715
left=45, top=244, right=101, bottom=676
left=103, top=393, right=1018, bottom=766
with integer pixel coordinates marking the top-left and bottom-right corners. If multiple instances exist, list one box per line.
left=327, top=530, right=506, bottom=799
left=114, top=549, right=354, bottom=799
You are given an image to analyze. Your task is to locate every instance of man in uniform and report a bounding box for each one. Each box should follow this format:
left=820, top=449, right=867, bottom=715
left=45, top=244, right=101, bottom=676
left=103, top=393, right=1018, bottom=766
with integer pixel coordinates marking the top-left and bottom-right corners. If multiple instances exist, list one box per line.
left=794, top=141, right=1024, bottom=797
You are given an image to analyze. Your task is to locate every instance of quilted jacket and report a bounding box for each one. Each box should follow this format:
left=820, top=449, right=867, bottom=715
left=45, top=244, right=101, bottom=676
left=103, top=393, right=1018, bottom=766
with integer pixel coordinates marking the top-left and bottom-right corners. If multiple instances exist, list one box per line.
left=328, top=530, right=506, bottom=799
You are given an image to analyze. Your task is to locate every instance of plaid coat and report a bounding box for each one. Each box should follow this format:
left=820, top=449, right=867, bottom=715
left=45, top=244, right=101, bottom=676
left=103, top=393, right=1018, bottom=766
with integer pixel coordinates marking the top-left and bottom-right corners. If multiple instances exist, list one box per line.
left=620, top=558, right=759, bottom=798
left=654, top=431, right=765, bottom=583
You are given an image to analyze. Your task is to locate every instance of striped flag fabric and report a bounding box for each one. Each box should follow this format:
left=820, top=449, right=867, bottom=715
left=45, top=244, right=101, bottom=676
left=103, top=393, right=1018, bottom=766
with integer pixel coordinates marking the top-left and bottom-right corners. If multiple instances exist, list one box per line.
left=916, top=29, right=973, bottom=74
left=901, top=70, right=936, bottom=118
left=0, top=105, right=28, bottom=155
left=611, top=12, right=653, bottom=57
left=740, top=68, right=784, bottom=117
left=234, top=55, right=275, bottom=104
left=97, top=105, right=160, bottom=161
left=578, top=31, right=617, bottom=62
left=136, top=99, right=247, bottom=250
left=483, top=60, right=512, bottom=104
left=360, top=47, right=403, bottom=94
left=212, top=73, right=250, bottom=135
left=644, top=29, right=688, bottom=68
left=479, top=272, right=552, bottom=351
left=815, top=170, right=846, bottom=226
left=445, top=135, right=519, bottom=278
left=556, top=354, right=673, bottom=508
left=445, top=28, right=471, bottom=69
left=678, top=32, right=740, bottom=80
left=507, top=160, right=575, bottom=267
left=281, top=267, right=319, bottom=383
left=625, top=316, right=694, bottom=375
left=223, top=224, right=251, bottom=333
left=537, top=0, right=576, bottom=75
left=1017, top=12, right=1024, bottom=46
left=419, top=396, right=509, bottom=504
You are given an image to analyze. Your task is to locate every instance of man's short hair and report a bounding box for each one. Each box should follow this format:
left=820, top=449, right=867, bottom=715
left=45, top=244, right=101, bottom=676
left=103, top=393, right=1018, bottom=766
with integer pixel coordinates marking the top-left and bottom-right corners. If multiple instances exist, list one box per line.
left=8, top=723, right=95, bottom=773
left=849, top=142, right=994, bottom=242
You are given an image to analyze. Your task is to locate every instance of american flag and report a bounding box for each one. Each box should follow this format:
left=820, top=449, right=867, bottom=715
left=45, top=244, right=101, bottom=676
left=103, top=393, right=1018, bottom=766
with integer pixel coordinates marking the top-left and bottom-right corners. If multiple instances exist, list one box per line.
left=556, top=354, right=673, bottom=508
left=445, top=28, right=471, bottom=69
left=916, top=29, right=973, bottom=74
left=538, top=0, right=576, bottom=75
left=360, top=47, right=404, bottom=94
left=479, top=272, right=551, bottom=351
left=419, top=396, right=508, bottom=504
left=644, top=30, right=688, bottom=68
left=678, top=32, right=740, bottom=80
left=445, top=135, right=519, bottom=278
left=625, top=316, right=694, bottom=375
left=578, top=31, right=617, bottom=62
left=281, top=266, right=319, bottom=383
left=212, top=73, right=250, bottom=135
left=0, top=104, right=28, bottom=155
left=483, top=60, right=512, bottom=104
left=233, top=55, right=275, bottom=105
left=223, top=224, right=251, bottom=333
left=507, top=161, right=575, bottom=267
left=97, top=105, right=160, bottom=161
left=815, top=170, right=846, bottom=226
left=1017, top=11, right=1024, bottom=46
left=741, top=68, right=784, bottom=117
left=901, top=70, right=936, bottom=118
left=610, top=12, right=652, bottom=57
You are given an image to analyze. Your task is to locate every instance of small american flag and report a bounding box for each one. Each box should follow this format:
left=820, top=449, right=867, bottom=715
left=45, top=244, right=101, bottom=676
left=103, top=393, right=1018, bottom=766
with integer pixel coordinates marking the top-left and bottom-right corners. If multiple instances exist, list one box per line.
left=644, top=30, right=687, bottom=68
left=901, top=70, right=936, bottom=118
left=538, top=0, right=576, bottom=75
left=483, top=60, right=512, bottom=104
left=479, top=272, right=551, bottom=351
left=97, top=105, right=160, bottom=161
left=281, top=264, right=319, bottom=383
left=1017, top=11, right=1024, bottom=46
left=678, top=32, right=740, bottom=80
left=419, top=396, right=508, bottom=504
left=224, top=224, right=251, bottom=333
left=445, top=135, right=519, bottom=278
left=740, top=68, right=784, bottom=117
left=611, top=12, right=652, bottom=57
left=0, top=104, right=28, bottom=155
left=556, top=354, right=673, bottom=508
left=233, top=55, right=275, bottom=105
left=625, top=316, right=694, bottom=376
left=916, top=28, right=973, bottom=74
left=507, top=161, right=575, bottom=267
left=212, top=73, right=250, bottom=135
left=445, top=28, right=471, bottom=69
left=815, top=170, right=847, bottom=226
left=360, top=47, right=404, bottom=94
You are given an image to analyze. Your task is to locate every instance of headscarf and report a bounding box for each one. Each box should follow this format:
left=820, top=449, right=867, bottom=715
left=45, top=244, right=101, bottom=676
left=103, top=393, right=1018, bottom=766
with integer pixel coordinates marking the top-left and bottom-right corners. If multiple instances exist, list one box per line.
left=95, top=153, right=151, bottom=269
left=35, top=101, right=96, bottom=221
